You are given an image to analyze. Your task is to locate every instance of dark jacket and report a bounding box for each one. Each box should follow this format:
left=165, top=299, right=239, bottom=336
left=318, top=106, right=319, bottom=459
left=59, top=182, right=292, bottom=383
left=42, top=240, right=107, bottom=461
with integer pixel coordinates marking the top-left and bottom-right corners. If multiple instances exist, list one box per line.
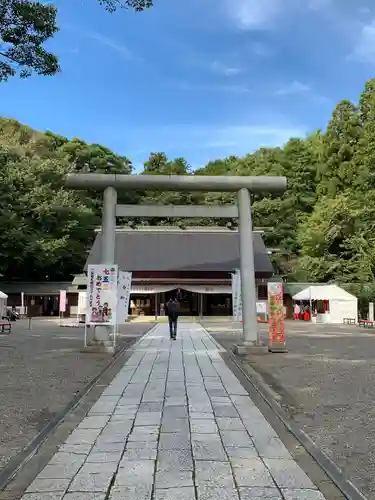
left=165, top=300, right=179, bottom=320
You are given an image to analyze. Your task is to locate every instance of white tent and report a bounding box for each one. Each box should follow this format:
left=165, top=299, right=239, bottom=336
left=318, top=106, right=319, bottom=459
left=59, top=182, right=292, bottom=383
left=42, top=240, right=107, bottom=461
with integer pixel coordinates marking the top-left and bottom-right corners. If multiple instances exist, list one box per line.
left=0, top=291, right=8, bottom=319
left=292, top=284, right=357, bottom=324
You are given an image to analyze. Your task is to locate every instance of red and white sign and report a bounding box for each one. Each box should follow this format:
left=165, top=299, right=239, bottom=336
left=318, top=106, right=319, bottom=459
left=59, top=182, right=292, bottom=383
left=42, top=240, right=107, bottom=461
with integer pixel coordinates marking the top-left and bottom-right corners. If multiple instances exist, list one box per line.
left=267, top=282, right=287, bottom=352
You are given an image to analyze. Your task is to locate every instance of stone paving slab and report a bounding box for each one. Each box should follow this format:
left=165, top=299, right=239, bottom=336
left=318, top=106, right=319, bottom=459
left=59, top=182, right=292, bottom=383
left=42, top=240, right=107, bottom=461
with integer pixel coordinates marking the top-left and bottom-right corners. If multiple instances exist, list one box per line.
left=19, top=323, right=327, bottom=500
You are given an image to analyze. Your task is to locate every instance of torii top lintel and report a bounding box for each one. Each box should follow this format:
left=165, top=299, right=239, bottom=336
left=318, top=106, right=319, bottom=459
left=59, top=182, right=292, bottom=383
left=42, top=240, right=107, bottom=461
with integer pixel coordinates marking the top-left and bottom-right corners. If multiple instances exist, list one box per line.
left=65, top=173, right=287, bottom=194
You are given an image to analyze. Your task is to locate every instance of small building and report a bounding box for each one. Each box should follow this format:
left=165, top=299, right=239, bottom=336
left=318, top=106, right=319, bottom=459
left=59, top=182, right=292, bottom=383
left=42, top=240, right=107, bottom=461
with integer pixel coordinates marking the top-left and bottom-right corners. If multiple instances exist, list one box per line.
left=0, top=281, right=80, bottom=317
left=83, top=226, right=274, bottom=316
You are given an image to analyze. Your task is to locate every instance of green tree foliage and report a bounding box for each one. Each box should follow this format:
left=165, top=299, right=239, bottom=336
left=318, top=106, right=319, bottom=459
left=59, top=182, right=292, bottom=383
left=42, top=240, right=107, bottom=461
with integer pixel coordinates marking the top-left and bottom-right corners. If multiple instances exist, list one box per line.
left=0, top=118, right=134, bottom=280
left=0, top=144, right=96, bottom=280
left=0, top=0, right=59, bottom=81
left=138, top=153, right=194, bottom=226
left=0, top=0, right=152, bottom=82
left=3, top=77, right=375, bottom=297
left=98, top=0, right=152, bottom=12
left=293, top=78, right=375, bottom=299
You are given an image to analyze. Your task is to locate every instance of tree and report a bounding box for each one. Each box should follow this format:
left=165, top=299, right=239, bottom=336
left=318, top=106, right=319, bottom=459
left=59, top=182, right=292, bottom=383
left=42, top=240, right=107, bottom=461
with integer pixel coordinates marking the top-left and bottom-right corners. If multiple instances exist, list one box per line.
left=4, top=76, right=375, bottom=296
left=137, top=153, right=195, bottom=227
left=317, top=100, right=362, bottom=196
left=0, top=0, right=59, bottom=81
left=0, top=144, right=97, bottom=280
left=98, top=0, right=153, bottom=12
left=354, top=78, right=375, bottom=190
left=1, top=0, right=153, bottom=82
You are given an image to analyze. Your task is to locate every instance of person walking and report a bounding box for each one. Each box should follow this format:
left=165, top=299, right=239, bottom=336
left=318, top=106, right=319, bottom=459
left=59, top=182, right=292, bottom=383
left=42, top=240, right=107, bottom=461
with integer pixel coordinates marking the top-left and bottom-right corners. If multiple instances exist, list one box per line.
left=164, top=297, right=180, bottom=340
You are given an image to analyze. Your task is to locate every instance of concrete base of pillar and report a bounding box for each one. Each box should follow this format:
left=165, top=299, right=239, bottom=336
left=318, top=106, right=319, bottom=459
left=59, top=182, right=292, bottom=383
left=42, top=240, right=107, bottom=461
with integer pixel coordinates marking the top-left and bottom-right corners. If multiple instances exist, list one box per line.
left=268, top=344, right=288, bottom=353
left=82, top=325, right=116, bottom=354
left=80, top=345, right=116, bottom=354
left=232, top=343, right=268, bottom=355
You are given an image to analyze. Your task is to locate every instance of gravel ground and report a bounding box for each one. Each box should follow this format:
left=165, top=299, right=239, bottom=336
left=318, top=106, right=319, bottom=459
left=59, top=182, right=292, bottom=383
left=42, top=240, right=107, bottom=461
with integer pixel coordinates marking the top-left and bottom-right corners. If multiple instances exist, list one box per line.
left=0, top=319, right=152, bottom=470
left=203, top=320, right=375, bottom=500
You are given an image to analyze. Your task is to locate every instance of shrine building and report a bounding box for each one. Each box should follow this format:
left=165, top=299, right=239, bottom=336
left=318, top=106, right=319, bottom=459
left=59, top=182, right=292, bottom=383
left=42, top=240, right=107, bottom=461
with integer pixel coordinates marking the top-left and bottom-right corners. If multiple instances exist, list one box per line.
left=83, top=226, right=274, bottom=317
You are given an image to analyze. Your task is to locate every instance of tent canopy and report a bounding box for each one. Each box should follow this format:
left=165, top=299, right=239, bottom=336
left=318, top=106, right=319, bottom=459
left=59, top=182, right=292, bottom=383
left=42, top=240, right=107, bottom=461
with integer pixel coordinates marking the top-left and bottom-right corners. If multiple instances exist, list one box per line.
left=0, top=290, right=8, bottom=299
left=292, top=284, right=356, bottom=302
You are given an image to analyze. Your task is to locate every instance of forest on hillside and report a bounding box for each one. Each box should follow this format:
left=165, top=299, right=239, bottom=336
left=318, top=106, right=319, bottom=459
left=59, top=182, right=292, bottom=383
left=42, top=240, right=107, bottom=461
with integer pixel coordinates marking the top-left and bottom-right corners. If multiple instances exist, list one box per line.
left=2, top=78, right=375, bottom=300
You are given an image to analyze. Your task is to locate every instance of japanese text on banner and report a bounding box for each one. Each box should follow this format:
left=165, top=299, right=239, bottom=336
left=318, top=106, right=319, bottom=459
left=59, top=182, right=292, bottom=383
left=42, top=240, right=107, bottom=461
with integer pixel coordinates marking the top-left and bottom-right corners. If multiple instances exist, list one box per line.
left=87, top=265, right=118, bottom=325
left=231, top=270, right=242, bottom=322
left=117, top=271, right=132, bottom=324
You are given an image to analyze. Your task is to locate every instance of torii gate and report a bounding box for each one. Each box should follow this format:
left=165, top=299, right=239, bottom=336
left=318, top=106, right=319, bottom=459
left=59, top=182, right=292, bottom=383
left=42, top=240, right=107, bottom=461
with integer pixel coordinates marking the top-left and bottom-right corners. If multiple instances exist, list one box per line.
left=66, top=173, right=286, bottom=352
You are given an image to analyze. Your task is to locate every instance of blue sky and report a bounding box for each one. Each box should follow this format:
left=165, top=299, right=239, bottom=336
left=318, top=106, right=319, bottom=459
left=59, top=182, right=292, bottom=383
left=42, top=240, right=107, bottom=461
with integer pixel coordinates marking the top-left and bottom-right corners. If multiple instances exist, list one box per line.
left=2, top=0, right=375, bottom=170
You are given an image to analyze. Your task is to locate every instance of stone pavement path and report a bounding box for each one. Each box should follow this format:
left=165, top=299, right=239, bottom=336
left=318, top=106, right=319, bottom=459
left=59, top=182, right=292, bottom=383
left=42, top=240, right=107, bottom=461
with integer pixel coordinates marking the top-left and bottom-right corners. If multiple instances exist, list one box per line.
left=21, top=323, right=326, bottom=500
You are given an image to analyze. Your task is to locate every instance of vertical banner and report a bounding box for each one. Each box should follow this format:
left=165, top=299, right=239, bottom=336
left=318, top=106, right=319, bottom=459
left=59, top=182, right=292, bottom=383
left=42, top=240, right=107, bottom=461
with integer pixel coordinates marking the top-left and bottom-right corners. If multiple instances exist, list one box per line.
left=20, top=292, right=25, bottom=316
left=231, top=272, right=237, bottom=320
left=117, top=271, right=132, bottom=324
left=87, top=265, right=118, bottom=325
left=59, top=290, right=67, bottom=313
left=236, top=271, right=243, bottom=322
left=369, top=302, right=374, bottom=322
left=256, top=301, right=268, bottom=323
left=267, top=282, right=287, bottom=352
left=78, top=292, right=87, bottom=316
left=78, top=291, right=87, bottom=323
left=231, top=270, right=242, bottom=322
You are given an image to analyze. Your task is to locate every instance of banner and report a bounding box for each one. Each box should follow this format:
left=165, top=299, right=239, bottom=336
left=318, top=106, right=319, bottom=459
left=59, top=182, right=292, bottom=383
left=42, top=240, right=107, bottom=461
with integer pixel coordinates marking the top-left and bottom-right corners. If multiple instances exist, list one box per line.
left=78, top=292, right=87, bottom=316
left=117, top=271, right=132, bottom=324
left=87, top=265, right=118, bottom=325
left=231, top=270, right=242, bottom=321
left=59, top=290, right=67, bottom=313
left=256, top=301, right=268, bottom=322
left=231, top=272, right=236, bottom=320
left=267, top=282, right=287, bottom=352
left=256, top=301, right=267, bottom=314
left=20, top=292, right=25, bottom=315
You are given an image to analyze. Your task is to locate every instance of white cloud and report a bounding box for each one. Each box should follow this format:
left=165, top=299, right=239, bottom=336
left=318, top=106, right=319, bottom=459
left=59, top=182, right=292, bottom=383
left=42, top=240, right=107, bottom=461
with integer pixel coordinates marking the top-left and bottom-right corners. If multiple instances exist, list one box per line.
left=308, top=0, right=332, bottom=10
left=350, top=19, right=375, bottom=64
left=169, top=81, right=250, bottom=92
left=210, top=60, right=243, bottom=76
left=201, top=124, right=304, bottom=148
left=86, top=32, right=138, bottom=60
left=224, top=0, right=335, bottom=30
left=359, top=7, right=371, bottom=15
left=276, top=81, right=311, bottom=95
left=250, top=42, right=274, bottom=57
left=227, top=0, right=282, bottom=29
left=117, top=123, right=306, bottom=153
left=62, top=24, right=138, bottom=60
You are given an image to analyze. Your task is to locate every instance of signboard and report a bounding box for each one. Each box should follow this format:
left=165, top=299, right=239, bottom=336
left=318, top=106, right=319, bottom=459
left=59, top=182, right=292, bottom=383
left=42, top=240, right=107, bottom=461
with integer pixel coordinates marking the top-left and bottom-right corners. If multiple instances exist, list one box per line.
left=231, top=270, right=242, bottom=321
left=59, top=290, right=67, bottom=313
left=267, top=282, right=287, bottom=352
left=256, top=301, right=268, bottom=323
left=87, top=265, right=118, bottom=325
left=117, top=271, right=132, bottom=324
left=78, top=292, right=87, bottom=316
left=231, top=272, right=236, bottom=319
left=20, top=292, right=25, bottom=316
left=256, top=301, right=267, bottom=314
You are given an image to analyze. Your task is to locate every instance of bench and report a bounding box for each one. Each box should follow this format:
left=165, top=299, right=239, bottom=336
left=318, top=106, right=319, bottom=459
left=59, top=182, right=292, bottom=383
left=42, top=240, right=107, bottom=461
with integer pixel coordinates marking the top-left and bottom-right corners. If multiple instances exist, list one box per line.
left=0, top=321, right=11, bottom=333
left=359, top=319, right=374, bottom=328
left=343, top=318, right=356, bottom=325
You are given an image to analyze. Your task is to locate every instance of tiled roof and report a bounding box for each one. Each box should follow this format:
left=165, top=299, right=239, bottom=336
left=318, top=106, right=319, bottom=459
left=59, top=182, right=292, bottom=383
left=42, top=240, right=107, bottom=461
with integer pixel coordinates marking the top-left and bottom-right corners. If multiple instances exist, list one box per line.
left=85, top=228, right=274, bottom=276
